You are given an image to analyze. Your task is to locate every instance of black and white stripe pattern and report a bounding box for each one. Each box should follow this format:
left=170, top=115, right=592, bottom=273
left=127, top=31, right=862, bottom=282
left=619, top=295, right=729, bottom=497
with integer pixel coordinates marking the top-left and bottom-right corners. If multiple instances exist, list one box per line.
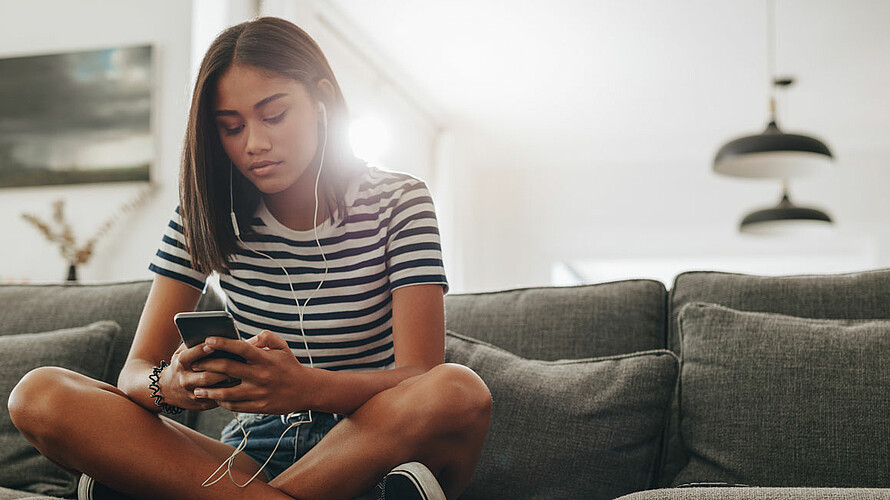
left=148, top=165, right=449, bottom=372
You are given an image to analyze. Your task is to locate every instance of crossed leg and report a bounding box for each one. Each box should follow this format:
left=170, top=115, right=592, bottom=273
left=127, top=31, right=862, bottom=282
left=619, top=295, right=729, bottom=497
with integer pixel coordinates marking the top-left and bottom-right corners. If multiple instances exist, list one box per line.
left=9, top=366, right=285, bottom=499
left=8, top=362, right=492, bottom=500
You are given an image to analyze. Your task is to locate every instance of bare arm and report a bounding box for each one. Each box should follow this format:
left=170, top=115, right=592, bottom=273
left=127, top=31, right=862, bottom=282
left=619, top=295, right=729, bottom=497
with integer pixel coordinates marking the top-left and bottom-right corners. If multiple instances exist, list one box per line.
left=117, top=274, right=224, bottom=412
left=194, top=284, right=447, bottom=416
left=305, top=283, right=446, bottom=415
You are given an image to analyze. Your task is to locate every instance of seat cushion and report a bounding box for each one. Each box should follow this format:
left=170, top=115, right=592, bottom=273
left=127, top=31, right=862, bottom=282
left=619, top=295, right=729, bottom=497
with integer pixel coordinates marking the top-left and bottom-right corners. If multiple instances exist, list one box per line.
left=671, top=303, right=890, bottom=488
left=444, top=279, right=667, bottom=360
left=445, top=329, right=678, bottom=500
left=615, top=487, right=890, bottom=499
left=0, top=485, right=66, bottom=499
left=0, top=321, right=120, bottom=498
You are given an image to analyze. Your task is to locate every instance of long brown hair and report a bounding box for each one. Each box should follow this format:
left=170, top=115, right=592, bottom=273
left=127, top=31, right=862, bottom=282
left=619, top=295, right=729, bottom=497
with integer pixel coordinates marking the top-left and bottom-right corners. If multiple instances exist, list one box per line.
left=180, top=16, right=366, bottom=275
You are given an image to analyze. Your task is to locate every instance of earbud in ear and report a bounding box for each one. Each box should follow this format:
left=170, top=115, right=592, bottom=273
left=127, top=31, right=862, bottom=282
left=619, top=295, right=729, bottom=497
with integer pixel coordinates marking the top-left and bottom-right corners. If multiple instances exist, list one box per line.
left=317, top=101, right=327, bottom=128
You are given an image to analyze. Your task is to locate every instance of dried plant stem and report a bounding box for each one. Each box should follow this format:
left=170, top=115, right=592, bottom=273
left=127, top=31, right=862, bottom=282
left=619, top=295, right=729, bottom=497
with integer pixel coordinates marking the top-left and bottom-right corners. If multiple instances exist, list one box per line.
left=21, top=183, right=159, bottom=266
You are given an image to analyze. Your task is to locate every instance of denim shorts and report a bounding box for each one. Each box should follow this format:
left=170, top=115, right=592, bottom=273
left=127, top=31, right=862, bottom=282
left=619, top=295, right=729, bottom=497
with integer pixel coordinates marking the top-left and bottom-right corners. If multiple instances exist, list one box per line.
left=219, top=410, right=344, bottom=482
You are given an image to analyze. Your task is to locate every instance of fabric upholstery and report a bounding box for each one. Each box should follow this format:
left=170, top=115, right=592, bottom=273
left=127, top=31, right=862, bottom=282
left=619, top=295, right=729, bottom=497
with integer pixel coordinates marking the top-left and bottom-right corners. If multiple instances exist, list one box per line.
left=0, top=280, right=224, bottom=430
left=616, top=487, right=890, bottom=499
left=444, top=329, right=678, bottom=500
left=0, top=485, right=65, bottom=499
left=667, top=268, right=890, bottom=354
left=658, top=268, right=890, bottom=487
left=0, top=321, right=120, bottom=498
left=444, top=279, right=667, bottom=360
left=672, top=303, right=890, bottom=488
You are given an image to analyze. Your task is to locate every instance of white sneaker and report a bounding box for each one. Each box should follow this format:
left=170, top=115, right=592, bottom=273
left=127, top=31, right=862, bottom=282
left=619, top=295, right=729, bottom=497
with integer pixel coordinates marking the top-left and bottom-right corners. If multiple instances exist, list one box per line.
left=381, top=461, right=446, bottom=500
left=76, top=473, right=96, bottom=500
left=77, top=473, right=135, bottom=500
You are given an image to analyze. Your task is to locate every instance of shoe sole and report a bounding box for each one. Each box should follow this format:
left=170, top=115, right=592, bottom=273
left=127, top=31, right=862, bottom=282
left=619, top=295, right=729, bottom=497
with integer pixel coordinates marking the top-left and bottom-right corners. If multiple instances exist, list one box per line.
left=77, top=474, right=93, bottom=500
left=386, top=462, right=446, bottom=500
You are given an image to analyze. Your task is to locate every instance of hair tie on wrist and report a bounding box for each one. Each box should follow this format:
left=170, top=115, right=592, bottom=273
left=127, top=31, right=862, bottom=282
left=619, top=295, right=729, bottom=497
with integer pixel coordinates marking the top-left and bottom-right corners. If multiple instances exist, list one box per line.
left=148, top=360, right=184, bottom=415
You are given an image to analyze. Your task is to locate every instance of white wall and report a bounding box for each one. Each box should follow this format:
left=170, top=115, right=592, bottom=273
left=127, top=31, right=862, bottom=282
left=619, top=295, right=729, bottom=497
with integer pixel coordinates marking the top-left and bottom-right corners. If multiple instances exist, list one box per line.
left=323, top=0, right=890, bottom=293
left=3, top=0, right=887, bottom=294
left=0, top=0, right=449, bottom=288
left=0, top=0, right=193, bottom=283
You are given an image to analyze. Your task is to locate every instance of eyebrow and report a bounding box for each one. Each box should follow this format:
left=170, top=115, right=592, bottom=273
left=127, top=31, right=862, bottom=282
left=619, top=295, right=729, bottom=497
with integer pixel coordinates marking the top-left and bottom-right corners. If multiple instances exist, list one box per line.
left=213, top=93, right=288, bottom=117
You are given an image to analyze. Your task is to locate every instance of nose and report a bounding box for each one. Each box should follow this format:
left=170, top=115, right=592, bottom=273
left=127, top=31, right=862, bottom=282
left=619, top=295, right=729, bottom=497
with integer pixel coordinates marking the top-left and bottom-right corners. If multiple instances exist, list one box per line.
left=245, top=123, right=271, bottom=156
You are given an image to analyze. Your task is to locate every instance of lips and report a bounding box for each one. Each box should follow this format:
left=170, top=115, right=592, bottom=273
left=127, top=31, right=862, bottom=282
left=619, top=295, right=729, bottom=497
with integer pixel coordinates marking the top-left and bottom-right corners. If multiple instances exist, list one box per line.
left=249, top=160, right=281, bottom=170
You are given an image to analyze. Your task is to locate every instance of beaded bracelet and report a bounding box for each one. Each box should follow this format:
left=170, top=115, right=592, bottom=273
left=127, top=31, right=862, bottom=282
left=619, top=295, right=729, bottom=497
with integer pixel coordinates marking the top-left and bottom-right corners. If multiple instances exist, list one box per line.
left=147, top=360, right=184, bottom=415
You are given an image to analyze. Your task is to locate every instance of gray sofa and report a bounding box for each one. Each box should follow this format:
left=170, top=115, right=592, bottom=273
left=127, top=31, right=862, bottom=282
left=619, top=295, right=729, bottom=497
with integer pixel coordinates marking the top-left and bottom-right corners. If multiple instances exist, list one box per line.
left=2, top=268, right=890, bottom=499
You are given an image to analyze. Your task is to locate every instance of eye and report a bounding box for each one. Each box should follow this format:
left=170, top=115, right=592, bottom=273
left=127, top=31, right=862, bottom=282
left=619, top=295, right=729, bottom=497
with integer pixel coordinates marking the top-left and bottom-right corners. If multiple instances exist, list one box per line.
left=223, top=125, right=243, bottom=136
left=265, top=110, right=287, bottom=124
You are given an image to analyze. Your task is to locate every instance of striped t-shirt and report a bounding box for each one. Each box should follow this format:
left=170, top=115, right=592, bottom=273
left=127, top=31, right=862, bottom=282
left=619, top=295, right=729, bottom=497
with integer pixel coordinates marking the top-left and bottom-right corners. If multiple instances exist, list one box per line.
left=148, top=164, right=449, bottom=372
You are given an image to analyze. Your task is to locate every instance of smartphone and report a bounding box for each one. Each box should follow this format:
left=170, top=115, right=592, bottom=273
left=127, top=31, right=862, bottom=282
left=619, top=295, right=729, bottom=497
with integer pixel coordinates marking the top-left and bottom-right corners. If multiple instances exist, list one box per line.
left=173, top=310, right=245, bottom=388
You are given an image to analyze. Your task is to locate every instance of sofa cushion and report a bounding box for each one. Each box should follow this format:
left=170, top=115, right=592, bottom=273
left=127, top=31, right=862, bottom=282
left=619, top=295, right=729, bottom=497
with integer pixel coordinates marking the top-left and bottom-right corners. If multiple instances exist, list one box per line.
left=615, top=487, right=890, bottom=499
left=0, top=321, right=120, bottom=498
left=658, top=268, right=890, bottom=487
left=444, top=329, right=678, bottom=500
left=444, top=279, right=667, bottom=360
left=0, top=280, right=225, bottom=432
left=0, top=484, right=66, bottom=499
left=672, top=302, right=890, bottom=488
left=667, top=268, right=890, bottom=354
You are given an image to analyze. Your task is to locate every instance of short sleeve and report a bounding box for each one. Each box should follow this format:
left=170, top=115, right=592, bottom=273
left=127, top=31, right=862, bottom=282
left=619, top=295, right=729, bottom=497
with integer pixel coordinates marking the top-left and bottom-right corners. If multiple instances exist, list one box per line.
left=385, top=181, right=450, bottom=295
left=147, top=204, right=209, bottom=292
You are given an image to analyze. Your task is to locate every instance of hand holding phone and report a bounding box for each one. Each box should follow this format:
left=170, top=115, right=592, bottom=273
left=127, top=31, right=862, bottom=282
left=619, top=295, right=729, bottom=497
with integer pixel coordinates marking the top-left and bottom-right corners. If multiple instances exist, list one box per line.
left=173, top=310, right=246, bottom=388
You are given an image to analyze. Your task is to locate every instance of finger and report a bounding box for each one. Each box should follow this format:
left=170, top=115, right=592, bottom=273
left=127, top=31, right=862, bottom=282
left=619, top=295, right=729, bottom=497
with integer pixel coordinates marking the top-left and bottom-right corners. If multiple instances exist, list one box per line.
left=186, top=370, right=231, bottom=390
left=193, top=384, right=251, bottom=402
left=203, top=336, right=261, bottom=363
left=252, top=330, right=288, bottom=350
left=178, top=343, right=214, bottom=367
left=191, top=358, right=251, bottom=379
left=173, top=341, right=187, bottom=354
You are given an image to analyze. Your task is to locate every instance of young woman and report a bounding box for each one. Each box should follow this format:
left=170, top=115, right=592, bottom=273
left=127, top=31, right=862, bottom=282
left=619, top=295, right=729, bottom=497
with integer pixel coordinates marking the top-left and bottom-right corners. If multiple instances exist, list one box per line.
left=8, top=16, right=492, bottom=500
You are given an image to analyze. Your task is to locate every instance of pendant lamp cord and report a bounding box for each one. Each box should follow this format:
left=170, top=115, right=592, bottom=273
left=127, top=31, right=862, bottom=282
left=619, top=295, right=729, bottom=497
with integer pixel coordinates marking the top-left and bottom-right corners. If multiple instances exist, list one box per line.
left=767, top=0, right=777, bottom=122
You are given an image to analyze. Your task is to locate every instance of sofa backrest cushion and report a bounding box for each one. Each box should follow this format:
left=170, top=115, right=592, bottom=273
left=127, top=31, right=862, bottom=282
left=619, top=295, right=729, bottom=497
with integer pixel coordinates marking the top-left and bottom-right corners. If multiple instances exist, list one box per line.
left=0, top=280, right=223, bottom=387
left=444, top=279, right=667, bottom=360
left=667, top=268, right=890, bottom=355
left=658, top=267, right=890, bottom=486
left=0, top=321, right=120, bottom=498
left=194, top=281, right=670, bottom=441
left=0, top=280, right=224, bottom=431
left=672, top=302, right=890, bottom=488
left=445, top=329, right=679, bottom=500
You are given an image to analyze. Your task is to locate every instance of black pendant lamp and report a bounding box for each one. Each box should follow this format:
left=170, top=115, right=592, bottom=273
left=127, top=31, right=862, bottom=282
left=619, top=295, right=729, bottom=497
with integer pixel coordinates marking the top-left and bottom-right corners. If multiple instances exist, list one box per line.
left=714, top=79, right=833, bottom=178
left=713, top=0, right=835, bottom=234
left=739, top=180, right=833, bottom=235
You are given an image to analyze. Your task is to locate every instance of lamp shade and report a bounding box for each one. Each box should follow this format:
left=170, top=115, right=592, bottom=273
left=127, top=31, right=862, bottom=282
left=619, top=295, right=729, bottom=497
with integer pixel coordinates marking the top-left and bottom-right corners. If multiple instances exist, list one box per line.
left=714, top=121, right=833, bottom=178
left=739, top=192, right=832, bottom=235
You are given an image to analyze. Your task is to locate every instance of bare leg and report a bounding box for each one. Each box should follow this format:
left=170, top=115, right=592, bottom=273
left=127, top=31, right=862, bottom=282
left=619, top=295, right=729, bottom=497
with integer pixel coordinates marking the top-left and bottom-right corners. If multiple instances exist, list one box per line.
left=8, top=366, right=292, bottom=500
left=269, top=363, right=493, bottom=500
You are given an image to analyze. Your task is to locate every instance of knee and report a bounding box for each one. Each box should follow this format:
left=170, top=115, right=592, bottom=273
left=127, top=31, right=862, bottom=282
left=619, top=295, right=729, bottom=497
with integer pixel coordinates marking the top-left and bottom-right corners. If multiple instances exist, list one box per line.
left=8, top=366, right=83, bottom=441
left=416, top=363, right=493, bottom=433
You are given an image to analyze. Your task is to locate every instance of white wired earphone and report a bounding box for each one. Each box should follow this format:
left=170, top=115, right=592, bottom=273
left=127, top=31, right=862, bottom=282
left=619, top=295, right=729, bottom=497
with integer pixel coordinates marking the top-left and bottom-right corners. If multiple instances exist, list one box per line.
left=203, top=100, right=330, bottom=488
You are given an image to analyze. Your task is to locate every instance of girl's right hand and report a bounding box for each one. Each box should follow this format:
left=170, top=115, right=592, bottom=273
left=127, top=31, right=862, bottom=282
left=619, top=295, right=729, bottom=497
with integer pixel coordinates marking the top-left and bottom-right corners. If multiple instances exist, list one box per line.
left=157, top=342, right=231, bottom=411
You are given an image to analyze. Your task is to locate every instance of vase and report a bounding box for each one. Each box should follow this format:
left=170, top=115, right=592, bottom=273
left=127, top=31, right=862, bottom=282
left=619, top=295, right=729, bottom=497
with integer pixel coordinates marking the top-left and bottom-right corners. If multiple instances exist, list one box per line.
left=66, top=264, right=78, bottom=282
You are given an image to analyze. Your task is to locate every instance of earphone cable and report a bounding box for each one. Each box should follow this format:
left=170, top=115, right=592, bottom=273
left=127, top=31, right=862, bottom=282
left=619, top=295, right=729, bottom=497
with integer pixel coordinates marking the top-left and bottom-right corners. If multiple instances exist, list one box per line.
left=206, top=108, right=329, bottom=488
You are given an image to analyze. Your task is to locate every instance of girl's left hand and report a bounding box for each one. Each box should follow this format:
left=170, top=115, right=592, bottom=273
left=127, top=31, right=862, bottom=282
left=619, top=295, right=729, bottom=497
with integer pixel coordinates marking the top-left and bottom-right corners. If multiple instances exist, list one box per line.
left=190, top=330, right=316, bottom=414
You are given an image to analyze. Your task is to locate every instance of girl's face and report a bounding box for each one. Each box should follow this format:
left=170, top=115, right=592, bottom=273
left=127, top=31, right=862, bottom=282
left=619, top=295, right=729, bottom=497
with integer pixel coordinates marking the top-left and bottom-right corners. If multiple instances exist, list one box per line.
left=212, top=63, right=321, bottom=196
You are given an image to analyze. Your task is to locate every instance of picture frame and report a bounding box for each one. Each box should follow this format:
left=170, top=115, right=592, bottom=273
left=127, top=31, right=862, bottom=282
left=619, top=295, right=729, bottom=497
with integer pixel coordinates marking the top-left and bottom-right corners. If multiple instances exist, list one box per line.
left=0, top=43, right=154, bottom=188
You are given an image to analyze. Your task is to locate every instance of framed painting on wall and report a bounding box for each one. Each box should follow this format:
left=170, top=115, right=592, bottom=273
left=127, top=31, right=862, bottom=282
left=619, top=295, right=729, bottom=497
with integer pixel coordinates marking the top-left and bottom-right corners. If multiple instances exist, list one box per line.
left=0, top=44, right=154, bottom=188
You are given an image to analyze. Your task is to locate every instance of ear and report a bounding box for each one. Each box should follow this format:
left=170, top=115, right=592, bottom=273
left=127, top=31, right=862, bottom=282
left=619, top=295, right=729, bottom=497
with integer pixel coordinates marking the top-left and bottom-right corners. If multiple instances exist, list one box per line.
left=315, top=78, right=335, bottom=108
